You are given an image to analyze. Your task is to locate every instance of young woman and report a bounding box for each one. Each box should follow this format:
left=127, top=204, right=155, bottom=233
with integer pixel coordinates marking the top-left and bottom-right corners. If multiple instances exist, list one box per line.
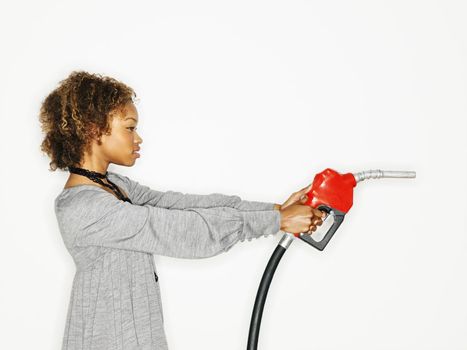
left=39, top=71, right=324, bottom=350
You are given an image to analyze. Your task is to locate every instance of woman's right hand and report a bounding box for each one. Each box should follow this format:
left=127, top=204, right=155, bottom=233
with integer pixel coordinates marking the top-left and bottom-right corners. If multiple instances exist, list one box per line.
left=279, top=204, right=326, bottom=235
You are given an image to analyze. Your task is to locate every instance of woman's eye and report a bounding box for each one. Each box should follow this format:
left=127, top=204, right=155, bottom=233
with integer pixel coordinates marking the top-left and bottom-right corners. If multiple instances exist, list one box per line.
left=128, top=127, right=137, bottom=132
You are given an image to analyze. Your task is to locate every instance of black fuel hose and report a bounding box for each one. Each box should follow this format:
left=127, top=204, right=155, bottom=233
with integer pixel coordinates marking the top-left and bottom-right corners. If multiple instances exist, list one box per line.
left=247, top=243, right=288, bottom=350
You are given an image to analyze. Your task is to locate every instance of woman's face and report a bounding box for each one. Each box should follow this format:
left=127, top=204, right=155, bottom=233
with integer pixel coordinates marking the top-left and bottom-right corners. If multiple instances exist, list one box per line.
left=99, top=101, right=143, bottom=166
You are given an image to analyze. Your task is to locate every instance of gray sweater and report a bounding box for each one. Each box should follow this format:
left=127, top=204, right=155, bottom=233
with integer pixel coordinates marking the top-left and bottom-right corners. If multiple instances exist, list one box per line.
left=54, top=171, right=281, bottom=350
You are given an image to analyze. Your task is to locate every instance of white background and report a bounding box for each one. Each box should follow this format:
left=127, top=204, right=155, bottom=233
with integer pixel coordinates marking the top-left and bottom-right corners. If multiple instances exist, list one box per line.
left=1, top=0, right=466, bottom=349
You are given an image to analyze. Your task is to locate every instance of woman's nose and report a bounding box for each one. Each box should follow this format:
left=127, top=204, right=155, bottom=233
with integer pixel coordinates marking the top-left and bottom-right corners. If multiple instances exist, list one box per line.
left=135, top=131, right=143, bottom=144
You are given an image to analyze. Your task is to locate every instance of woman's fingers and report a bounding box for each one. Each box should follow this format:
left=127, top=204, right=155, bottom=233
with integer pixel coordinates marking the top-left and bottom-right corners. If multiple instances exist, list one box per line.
left=281, top=183, right=312, bottom=210
left=280, top=203, right=328, bottom=234
left=312, top=208, right=326, bottom=218
left=303, top=208, right=325, bottom=234
left=312, top=217, right=323, bottom=226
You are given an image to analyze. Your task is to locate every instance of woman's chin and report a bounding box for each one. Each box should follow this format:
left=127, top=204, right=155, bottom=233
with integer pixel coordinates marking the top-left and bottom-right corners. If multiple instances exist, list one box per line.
left=130, top=155, right=140, bottom=164
left=114, top=157, right=139, bottom=167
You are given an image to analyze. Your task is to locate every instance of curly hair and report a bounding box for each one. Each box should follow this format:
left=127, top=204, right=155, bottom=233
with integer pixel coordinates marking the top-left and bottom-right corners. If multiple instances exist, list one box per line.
left=39, top=70, right=137, bottom=172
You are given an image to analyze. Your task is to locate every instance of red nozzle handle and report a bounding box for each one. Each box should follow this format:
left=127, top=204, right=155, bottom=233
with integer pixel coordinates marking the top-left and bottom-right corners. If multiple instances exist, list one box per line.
left=304, top=168, right=356, bottom=213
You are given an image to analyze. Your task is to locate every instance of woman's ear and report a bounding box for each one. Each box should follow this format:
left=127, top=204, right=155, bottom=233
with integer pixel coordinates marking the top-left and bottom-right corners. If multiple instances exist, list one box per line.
left=88, top=124, right=104, bottom=145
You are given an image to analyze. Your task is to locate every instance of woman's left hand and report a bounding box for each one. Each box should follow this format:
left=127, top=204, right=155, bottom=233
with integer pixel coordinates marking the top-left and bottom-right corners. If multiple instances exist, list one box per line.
left=279, top=183, right=313, bottom=210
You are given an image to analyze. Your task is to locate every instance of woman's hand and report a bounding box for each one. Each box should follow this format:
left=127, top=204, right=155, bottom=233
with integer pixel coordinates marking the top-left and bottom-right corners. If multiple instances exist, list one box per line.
left=279, top=204, right=325, bottom=235
left=280, top=183, right=313, bottom=210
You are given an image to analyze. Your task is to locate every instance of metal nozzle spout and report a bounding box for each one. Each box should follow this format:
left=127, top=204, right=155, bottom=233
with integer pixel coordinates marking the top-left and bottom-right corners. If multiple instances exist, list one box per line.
left=353, top=169, right=416, bottom=183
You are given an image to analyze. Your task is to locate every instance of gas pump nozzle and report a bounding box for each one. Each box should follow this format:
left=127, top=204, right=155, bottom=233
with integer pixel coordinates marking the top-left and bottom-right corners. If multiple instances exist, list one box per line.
left=296, top=168, right=416, bottom=250
left=248, top=168, right=416, bottom=350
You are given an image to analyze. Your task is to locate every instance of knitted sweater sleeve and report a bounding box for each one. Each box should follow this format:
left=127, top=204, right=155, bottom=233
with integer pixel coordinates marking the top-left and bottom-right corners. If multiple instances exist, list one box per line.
left=58, top=188, right=281, bottom=259
left=107, top=171, right=277, bottom=211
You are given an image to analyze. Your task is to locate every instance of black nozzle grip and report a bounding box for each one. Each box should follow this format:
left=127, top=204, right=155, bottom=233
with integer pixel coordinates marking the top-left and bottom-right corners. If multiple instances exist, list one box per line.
left=299, top=205, right=346, bottom=251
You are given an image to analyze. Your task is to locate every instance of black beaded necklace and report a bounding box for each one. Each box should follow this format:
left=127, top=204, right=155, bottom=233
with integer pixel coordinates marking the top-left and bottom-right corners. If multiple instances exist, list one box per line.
left=68, top=166, right=133, bottom=204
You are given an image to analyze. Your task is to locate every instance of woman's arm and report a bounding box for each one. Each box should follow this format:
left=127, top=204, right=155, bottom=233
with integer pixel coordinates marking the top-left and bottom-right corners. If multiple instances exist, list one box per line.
left=57, top=188, right=281, bottom=259
left=108, top=171, right=279, bottom=211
